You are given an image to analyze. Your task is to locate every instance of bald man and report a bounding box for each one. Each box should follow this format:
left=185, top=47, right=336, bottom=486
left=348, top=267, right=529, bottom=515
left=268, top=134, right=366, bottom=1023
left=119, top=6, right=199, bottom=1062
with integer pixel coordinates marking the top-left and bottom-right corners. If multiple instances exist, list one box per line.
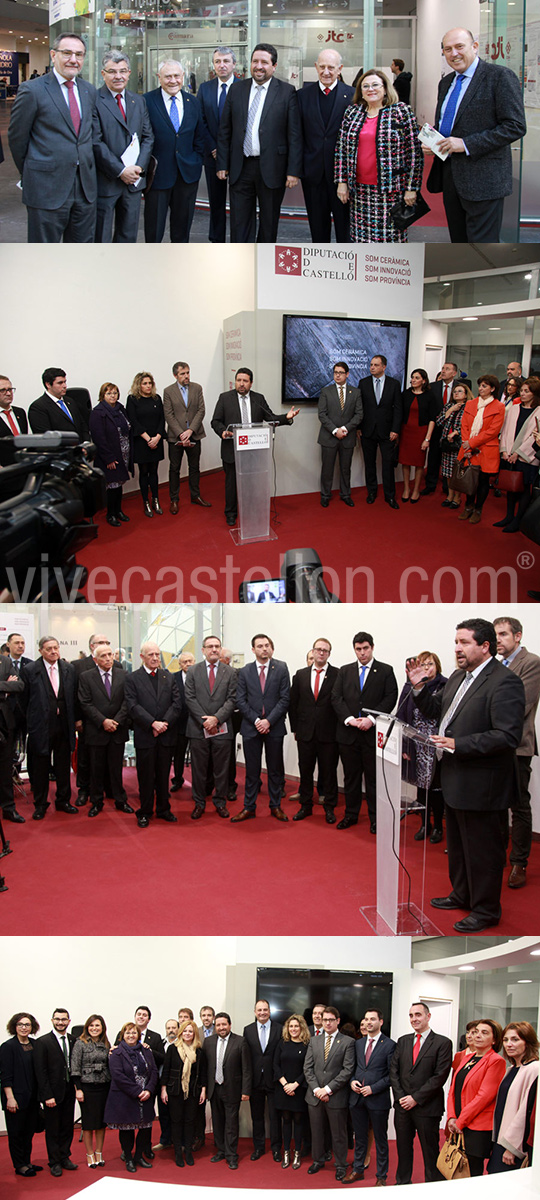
left=124, top=642, right=182, bottom=826
left=297, top=50, right=355, bottom=242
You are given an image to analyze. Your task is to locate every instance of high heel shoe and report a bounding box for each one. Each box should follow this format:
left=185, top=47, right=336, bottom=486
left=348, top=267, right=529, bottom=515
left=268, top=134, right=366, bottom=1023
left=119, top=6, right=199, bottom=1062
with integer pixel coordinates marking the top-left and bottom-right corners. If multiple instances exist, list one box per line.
left=292, top=1151, right=301, bottom=1170
left=95, top=1152, right=104, bottom=1167
left=282, top=1151, right=290, bottom=1168
left=402, top=494, right=410, bottom=503
left=143, top=500, right=153, bottom=518
left=152, top=498, right=163, bottom=515
left=86, top=1154, right=97, bottom=1169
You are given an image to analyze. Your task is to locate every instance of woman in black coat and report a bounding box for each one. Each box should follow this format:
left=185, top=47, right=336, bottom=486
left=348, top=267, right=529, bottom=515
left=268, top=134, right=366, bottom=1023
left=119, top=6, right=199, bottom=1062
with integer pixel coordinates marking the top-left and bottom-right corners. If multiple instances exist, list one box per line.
left=103, top=1022, right=158, bottom=1173
left=89, top=382, right=134, bottom=528
left=398, top=650, right=447, bottom=842
left=273, top=1014, right=310, bottom=1169
left=161, top=1019, right=207, bottom=1168
left=0, top=1012, right=42, bottom=1176
left=125, top=371, right=165, bottom=518
left=399, top=369, right=437, bottom=502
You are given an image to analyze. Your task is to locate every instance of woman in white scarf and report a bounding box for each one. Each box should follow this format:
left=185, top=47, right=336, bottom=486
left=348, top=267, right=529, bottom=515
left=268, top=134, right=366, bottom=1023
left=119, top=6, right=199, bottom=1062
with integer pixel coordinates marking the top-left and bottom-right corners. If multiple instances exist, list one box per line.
left=495, top=377, right=540, bottom=532
left=161, top=1020, right=207, bottom=1168
left=457, top=373, right=504, bottom=525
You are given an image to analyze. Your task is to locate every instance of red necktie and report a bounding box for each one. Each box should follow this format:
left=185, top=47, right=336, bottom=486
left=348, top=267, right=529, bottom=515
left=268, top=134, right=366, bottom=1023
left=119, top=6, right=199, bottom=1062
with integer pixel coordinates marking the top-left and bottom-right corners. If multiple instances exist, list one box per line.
left=151, top=670, right=157, bottom=677
left=65, top=80, right=81, bottom=136
left=443, top=383, right=449, bottom=404
left=412, top=1033, right=421, bottom=1063
left=116, top=92, right=126, bottom=120
left=324, top=87, right=330, bottom=94
left=259, top=666, right=266, bottom=692
left=314, top=669, right=323, bottom=699
left=3, top=409, right=19, bottom=435
left=209, top=665, right=216, bottom=693
left=365, top=1038, right=374, bottom=1064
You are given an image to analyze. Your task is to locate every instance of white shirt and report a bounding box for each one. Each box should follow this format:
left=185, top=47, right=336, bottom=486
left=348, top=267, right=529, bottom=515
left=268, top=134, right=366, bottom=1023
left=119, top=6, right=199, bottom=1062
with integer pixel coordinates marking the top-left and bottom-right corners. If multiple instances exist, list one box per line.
left=318, top=79, right=338, bottom=93
left=245, top=78, right=272, bottom=156
left=161, top=88, right=184, bottom=128
left=53, top=67, right=82, bottom=117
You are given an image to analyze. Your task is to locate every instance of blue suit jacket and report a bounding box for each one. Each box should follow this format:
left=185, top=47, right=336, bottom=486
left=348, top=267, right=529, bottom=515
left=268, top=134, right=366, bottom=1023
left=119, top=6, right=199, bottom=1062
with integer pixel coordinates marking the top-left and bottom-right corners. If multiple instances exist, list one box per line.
left=197, top=76, right=241, bottom=163
left=144, top=88, right=205, bottom=189
left=237, top=658, right=290, bottom=739
left=349, top=1034, right=396, bottom=1112
left=297, top=80, right=355, bottom=185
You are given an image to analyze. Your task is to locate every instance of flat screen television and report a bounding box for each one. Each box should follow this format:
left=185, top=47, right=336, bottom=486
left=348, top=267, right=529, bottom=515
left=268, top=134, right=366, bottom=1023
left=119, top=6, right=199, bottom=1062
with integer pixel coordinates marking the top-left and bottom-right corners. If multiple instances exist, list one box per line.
left=256, top=966, right=393, bottom=1032
left=282, top=313, right=410, bottom=404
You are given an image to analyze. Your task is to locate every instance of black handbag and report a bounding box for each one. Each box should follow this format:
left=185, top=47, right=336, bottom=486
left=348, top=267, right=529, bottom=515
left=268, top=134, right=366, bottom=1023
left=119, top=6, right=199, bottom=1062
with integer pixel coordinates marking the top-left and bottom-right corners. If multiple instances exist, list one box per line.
left=389, top=192, right=431, bottom=229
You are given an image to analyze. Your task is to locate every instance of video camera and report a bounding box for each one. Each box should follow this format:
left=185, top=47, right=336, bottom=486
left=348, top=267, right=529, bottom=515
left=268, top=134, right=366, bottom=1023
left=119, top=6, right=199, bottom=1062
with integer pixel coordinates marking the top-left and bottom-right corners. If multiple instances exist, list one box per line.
left=0, top=432, right=106, bottom=601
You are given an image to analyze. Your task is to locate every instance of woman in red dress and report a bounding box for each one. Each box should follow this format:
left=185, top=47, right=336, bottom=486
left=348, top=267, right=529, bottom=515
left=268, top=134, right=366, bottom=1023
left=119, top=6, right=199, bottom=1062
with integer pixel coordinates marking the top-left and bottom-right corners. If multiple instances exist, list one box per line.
left=399, top=369, right=437, bottom=502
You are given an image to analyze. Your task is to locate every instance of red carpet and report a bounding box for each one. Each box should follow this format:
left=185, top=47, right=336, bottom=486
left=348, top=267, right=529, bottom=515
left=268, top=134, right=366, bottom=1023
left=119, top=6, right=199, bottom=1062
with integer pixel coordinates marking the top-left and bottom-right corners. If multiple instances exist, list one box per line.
left=78, top=474, right=538, bottom=604
left=0, top=1126, right=448, bottom=1198
left=0, top=769, right=537, bottom=936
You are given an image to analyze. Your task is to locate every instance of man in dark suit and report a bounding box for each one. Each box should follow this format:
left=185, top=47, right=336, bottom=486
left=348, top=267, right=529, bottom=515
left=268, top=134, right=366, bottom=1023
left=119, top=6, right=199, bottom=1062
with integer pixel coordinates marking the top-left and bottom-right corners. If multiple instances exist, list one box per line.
left=144, top=60, right=206, bottom=243
left=243, top=999, right=282, bottom=1161
left=297, top=50, right=354, bottom=242
left=204, top=1012, right=252, bottom=1170
left=0, top=652, right=25, bottom=822
left=211, top=367, right=298, bottom=526
left=422, top=361, right=472, bottom=495
left=427, top=28, right=526, bottom=243
left=24, top=636, right=77, bottom=820
left=184, top=633, right=236, bottom=819
left=8, top=32, right=97, bottom=242
left=494, top=616, right=540, bottom=891
left=198, top=47, right=241, bottom=242
left=391, top=59, right=412, bottom=105
left=358, top=355, right=402, bottom=509
left=216, top=42, right=302, bottom=242
left=289, top=637, right=339, bottom=823
left=28, top=367, right=90, bottom=442
left=409, top=617, right=525, bottom=932
left=318, top=362, right=362, bottom=508
left=71, top=634, right=112, bottom=806
left=233, top=633, right=290, bottom=822
left=389, top=1002, right=452, bottom=1184
left=171, top=650, right=194, bottom=790
left=309, top=1004, right=325, bottom=1038
left=332, top=631, right=398, bottom=834
left=304, top=1006, right=355, bottom=1180
left=5, top=632, right=31, bottom=790
left=163, top=361, right=211, bottom=513
left=33, top=1009, right=77, bottom=1176
left=124, top=641, right=182, bottom=827
left=78, top=642, right=133, bottom=818
left=0, top=376, right=28, bottom=438
left=344, top=1009, right=396, bottom=1185
left=92, top=50, right=154, bottom=242
left=115, top=1006, right=165, bottom=1068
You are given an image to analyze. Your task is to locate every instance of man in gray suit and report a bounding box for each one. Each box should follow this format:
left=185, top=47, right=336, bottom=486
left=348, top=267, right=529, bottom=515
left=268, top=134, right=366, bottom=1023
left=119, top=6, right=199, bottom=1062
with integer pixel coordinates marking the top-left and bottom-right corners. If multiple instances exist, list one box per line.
left=8, top=32, right=97, bottom=242
left=427, top=28, right=526, bottom=243
left=304, top=1006, right=355, bottom=1180
left=163, top=361, right=211, bottom=513
left=494, top=616, right=540, bottom=891
left=92, top=50, right=154, bottom=242
left=184, top=634, right=237, bottom=820
left=318, top=362, right=362, bottom=508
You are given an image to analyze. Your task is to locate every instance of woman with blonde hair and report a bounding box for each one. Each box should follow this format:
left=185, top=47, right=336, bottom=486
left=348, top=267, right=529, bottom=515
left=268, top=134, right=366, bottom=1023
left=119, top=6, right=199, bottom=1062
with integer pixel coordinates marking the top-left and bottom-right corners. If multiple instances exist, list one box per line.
left=488, top=1022, right=539, bottom=1172
left=71, top=1015, right=111, bottom=1168
left=273, top=1014, right=310, bottom=1169
left=126, top=371, right=165, bottom=518
left=161, top=1019, right=207, bottom=1168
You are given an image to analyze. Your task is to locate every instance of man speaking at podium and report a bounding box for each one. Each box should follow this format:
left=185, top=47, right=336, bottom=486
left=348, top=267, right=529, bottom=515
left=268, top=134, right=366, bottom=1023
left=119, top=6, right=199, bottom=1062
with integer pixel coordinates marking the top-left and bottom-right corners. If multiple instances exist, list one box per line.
left=211, top=366, right=299, bottom=527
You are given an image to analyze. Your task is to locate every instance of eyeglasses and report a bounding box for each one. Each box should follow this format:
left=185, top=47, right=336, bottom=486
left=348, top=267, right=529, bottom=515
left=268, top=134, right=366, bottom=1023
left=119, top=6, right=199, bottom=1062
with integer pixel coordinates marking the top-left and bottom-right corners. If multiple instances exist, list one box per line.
left=0, top=386, right=15, bottom=395
left=16, top=1021, right=32, bottom=1028
left=55, top=49, right=86, bottom=60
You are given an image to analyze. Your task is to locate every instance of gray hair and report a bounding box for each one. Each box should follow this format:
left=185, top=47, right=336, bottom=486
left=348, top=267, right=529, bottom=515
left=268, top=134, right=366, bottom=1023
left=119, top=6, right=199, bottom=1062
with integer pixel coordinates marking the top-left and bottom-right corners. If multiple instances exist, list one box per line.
left=38, top=635, right=59, bottom=650
left=52, top=32, right=86, bottom=52
left=102, top=50, right=131, bottom=70
left=158, top=59, right=184, bottom=75
left=213, top=46, right=237, bottom=63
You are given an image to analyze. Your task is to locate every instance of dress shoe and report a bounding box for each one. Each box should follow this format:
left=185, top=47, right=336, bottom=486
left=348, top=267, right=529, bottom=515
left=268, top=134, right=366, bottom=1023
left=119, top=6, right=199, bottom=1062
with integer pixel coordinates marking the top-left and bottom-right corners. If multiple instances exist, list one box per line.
left=125, top=1159, right=136, bottom=1172
left=308, top=1162, right=324, bottom=1174
left=5, top=809, right=25, bottom=823
left=107, top=514, right=121, bottom=527
left=231, top=808, right=255, bottom=822
left=430, top=828, right=443, bottom=844
left=170, top=778, right=184, bottom=791
left=50, top=1165, right=63, bottom=1177
left=175, top=1157, right=185, bottom=1168
left=55, top=803, right=78, bottom=814
left=211, top=1153, right=225, bottom=1162
left=342, top=1170, right=364, bottom=1184
left=170, top=501, right=179, bottom=515
left=251, top=1149, right=265, bottom=1160
left=325, top=809, right=337, bottom=824
left=337, top=816, right=357, bottom=829
left=143, top=501, right=153, bottom=518
left=134, top=1158, right=152, bottom=1169
left=228, top=1160, right=238, bottom=1170
left=191, top=805, right=205, bottom=820
left=293, top=806, right=312, bottom=821
left=156, top=811, right=177, bottom=822
left=414, top=824, right=431, bottom=841
left=152, top=499, right=163, bottom=515
left=366, top=493, right=377, bottom=504
left=117, top=510, right=130, bottom=522
left=191, top=496, right=211, bottom=507
left=385, top=497, right=399, bottom=510
left=215, top=805, right=230, bottom=818
left=137, top=816, right=150, bottom=828
left=336, top=1168, right=347, bottom=1181
left=16, top=1166, right=37, bottom=1176
left=145, top=1151, right=155, bottom=1160
left=30, top=1165, right=43, bottom=1171
left=454, top=914, right=499, bottom=933
left=75, top=792, right=88, bottom=806
left=370, top=821, right=377, bottom=834
left=320, top=497, right=330, bottom=507
left=376, top=1178, right=387, bottom=1185
left=32, top=807, right=47, bottom=820
left=226, top=516, right=237, bottom=526
left=88, top=805, right=103, bottom=818
left=288, top=791, right=301, bottom=802
left=458, top=506, right=473, bottom=521
left=468, top=510, right=481, bottom=524
left=508, top=864, right=527, bottom=888
left=271, top=807, right=288, bottom=822
left=115, top=801, right=135, bottom=814
left=431, top=895, right=462, bottom=909
left=420, top=486, right=434, bottom=496
left=441, top=499, right=452, bottom=508
left=273, top=1150, right=282, bottom=1162
left=282, top=1151, right=291, bottom=1168
left=185, top=1151, right=194, bottom=1165
left=341, top=496, right=354, bottom=507
left=61, top=1160, right=78, bottom=1170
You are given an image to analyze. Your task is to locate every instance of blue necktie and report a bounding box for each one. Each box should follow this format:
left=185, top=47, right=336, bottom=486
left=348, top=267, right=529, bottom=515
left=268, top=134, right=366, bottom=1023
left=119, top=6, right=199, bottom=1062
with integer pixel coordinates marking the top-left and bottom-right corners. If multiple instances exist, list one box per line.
left=439, top=72, right=466, bottom=137
left=56, top=398, right=74, bottom=422
left=181, top=386, right=188, bottom=408
left=218, top=82, right=227, bottom=120
left=169, top=96, right=180, bottom=132
left=260, top=1023, right=267, bottom=1051
left=359, top=666, right=366, bottom=691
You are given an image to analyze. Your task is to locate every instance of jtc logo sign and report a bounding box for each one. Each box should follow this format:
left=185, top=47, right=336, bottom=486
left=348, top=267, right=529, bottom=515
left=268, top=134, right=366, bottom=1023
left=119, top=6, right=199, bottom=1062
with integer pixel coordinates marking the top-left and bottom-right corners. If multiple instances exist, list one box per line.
left=275, top=246, right=301, bottom=275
